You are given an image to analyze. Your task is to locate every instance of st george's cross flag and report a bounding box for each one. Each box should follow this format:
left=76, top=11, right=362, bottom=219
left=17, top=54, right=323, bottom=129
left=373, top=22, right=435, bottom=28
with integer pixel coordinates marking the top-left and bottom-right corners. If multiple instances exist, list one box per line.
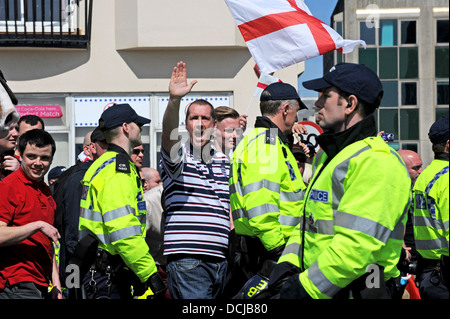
left=225, top=0, right=366, bottom=74
left=253, top=73, right=282, bottom=98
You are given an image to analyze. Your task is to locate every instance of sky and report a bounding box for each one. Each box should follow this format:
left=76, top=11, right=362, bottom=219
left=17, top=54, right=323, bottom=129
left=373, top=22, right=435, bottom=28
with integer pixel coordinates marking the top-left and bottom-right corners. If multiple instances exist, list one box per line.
left=299, top=0, right=339, bottom=97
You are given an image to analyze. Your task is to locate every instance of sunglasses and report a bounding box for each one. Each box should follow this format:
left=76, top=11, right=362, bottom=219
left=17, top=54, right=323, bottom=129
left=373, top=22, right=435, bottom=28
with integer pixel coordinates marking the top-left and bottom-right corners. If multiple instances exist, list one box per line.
left=133, top=149, right=145, bottom=155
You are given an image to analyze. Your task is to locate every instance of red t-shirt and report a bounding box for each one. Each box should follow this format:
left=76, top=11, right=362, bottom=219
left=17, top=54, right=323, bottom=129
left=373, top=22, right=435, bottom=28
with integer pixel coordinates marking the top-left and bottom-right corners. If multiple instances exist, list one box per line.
left=0, top=167, right=56, bottom=290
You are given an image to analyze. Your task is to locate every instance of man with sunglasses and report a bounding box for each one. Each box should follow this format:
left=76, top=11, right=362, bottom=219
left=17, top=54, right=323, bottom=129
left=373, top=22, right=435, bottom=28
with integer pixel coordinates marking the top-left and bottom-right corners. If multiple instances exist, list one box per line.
left=77, top=104, right=164, bottom=299
left=131, top=145, right=145, bottom=169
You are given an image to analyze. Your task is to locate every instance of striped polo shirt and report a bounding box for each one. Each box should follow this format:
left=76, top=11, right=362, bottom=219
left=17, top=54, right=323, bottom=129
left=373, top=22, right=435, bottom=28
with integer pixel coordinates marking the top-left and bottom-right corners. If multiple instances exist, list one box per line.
left=160, top=142, right=231, bottom=259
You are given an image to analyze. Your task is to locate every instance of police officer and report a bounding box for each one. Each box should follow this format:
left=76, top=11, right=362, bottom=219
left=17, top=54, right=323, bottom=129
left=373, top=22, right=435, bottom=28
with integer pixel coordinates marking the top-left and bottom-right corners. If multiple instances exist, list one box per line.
left=413, top=115, right=449, bottom=299
left=268, top=63, right=411, bottom=299
left=78, top=104, right=164, bottom=299
left=229, top=82, right=308, bottom=295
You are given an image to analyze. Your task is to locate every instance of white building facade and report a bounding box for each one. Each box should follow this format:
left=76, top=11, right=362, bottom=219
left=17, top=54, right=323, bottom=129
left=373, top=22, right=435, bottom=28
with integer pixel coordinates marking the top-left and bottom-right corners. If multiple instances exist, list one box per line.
left=0, top=0, right=303, bottom=170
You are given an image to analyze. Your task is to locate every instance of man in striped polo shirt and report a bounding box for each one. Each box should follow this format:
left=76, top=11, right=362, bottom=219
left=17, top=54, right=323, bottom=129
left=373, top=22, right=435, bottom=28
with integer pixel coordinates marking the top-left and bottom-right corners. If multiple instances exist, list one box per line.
left=160, top=62, right=230, bottom=299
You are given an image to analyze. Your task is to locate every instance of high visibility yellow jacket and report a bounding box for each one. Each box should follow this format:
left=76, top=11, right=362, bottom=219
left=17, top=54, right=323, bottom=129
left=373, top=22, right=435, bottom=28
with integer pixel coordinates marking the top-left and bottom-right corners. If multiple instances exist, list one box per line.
left=79, top=144, right=157, bottom=283
left=229, top=117, right=306, bottom=252
left=413, top=156, right=449, bottom=260
left=278, top=117, right=411, bottom=299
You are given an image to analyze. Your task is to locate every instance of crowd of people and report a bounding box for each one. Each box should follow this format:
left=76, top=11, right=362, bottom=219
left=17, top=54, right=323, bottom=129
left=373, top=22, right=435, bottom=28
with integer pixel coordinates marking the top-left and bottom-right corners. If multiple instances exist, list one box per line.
left=0, top=61, right=448, bottom=300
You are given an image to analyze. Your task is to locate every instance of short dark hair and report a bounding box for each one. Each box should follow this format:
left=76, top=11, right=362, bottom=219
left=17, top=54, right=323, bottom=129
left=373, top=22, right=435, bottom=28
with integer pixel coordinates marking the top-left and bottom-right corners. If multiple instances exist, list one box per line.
left=432, top=141, right=447, bottom=153
left=185, top=99, right=216, bottom=122
left=18, top=129, right=56, bottom=156
left=18, top=114, right=45, bottom=130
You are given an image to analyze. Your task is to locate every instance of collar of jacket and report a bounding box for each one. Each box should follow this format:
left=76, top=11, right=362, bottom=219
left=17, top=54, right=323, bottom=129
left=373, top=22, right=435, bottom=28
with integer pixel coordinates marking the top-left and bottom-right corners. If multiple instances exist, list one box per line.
left=108, top=143, right=132, bottom=160
left=316, top=114, right=377, bottom=160
left=254, top=116, right=292, bottom=146
left=435, top=152, right=449, bottom=161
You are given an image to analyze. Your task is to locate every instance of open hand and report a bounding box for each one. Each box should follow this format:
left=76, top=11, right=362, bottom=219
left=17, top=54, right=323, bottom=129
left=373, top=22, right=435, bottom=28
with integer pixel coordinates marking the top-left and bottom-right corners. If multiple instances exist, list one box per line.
left=169, top=61, right=198, bottom=100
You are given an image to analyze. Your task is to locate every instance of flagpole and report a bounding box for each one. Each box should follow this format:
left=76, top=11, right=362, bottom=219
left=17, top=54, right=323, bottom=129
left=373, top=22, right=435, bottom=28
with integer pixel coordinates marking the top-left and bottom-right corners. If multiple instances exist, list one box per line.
left=244, top=95, right=255, bottom=115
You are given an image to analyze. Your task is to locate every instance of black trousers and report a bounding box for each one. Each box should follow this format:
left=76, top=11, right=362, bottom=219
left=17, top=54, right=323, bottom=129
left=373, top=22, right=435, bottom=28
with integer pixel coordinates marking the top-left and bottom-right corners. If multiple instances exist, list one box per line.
left=417, top=270, right=449, bottom=299
left=416, top=256, right=449, bottom=299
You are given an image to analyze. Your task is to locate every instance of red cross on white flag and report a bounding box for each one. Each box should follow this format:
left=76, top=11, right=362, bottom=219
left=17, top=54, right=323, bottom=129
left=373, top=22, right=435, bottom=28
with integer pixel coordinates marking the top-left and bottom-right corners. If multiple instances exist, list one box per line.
left=225, top=0, right=366, bottom=74
left=253, top=73, right=282, bottom=98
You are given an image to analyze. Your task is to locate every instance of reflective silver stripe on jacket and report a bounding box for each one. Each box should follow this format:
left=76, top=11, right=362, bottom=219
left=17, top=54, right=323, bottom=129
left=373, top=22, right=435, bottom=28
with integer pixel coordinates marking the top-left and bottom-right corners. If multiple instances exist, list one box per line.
left=81, top=205, right=140, bottom=224
left=414, top=215, right=448, bottom=232
left=79, top=224, right=142, bottom=245
left=103, top=205, right=136, bottom=223
left=230, top=179, right=304, bottom=202
left=307, top=261, right=342, bottom=298
left=281, top=242, right=303, bottom=260
left=247, top=204, right=280, bottom=219
left=278, top=215, right=302, bottom=227
left=109, top=225, right=142, bottom=243
left=334, top=210, right=404, bottom=244
left=303, top=210, right=406, bottom=242
left=79, top=229, right=111, bottom=245
left=415, top=237, right=448, bottom=251
left=80, top=207, right=103, bottom=223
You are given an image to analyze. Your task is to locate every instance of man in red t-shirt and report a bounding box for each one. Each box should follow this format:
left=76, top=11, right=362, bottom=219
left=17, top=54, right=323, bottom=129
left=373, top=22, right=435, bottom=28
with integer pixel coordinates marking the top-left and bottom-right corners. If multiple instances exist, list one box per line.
left=0, top=129, right=61, bottom=299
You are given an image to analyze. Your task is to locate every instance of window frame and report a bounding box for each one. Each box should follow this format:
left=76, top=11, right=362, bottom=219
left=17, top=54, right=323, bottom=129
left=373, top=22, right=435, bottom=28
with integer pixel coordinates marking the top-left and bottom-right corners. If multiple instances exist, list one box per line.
left=358, top=18, right=420, bottom=148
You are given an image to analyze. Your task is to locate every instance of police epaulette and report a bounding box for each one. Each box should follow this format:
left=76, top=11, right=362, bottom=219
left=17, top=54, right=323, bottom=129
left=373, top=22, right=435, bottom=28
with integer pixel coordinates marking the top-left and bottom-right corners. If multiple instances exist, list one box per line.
left=265, top=129, right=277, bottom=145
left=116, top=154, right=131, bottom=173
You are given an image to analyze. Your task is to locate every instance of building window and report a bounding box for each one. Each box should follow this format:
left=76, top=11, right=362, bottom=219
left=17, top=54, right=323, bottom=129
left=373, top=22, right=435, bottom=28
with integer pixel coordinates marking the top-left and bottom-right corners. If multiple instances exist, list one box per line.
left=359, top=19, right=419, bottom=150
left=437, top=82, right=449, bottom=105
left=435, top=19, right=449, bottom=120
left=401, top=21, right=416, bottom=44
left=437, top=19, right=449, bottom=43
left=360, top=21, right=375, bottom=45
left=335, top=21, right=343, bottom=64
left=435, top=47, right=449, bottom=78
left=379, top=20, right=397, bottom=46
left=402, top=82, right=417, bottom=106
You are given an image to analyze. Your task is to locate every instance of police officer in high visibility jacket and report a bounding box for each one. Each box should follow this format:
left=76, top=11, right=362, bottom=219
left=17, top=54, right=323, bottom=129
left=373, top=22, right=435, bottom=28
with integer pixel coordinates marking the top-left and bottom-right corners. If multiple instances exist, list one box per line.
left=229, top=82, right=308, bottom=289
left=269, top=63, right=412, bottom=299
left=78, top=104, right=164, bottom=299
left=413, top=115, right=449, bottom=299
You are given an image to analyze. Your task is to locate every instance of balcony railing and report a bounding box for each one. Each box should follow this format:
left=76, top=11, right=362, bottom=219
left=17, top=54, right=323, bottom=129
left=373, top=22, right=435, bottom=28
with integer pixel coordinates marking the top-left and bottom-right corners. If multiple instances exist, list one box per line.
left=0, top=0, right=92, bottom=48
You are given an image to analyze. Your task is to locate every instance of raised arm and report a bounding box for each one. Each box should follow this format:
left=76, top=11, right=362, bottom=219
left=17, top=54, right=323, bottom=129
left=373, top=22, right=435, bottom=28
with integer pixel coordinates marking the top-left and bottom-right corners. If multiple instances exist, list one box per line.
left=161, top=62, right=197, bottom=154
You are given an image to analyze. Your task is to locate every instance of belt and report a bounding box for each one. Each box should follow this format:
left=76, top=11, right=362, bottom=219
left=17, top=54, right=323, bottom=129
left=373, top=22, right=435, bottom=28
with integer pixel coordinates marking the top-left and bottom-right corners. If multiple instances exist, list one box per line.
left=93, top=249, right=124, bottom=273
left=167, top=253, right=225, bottom=264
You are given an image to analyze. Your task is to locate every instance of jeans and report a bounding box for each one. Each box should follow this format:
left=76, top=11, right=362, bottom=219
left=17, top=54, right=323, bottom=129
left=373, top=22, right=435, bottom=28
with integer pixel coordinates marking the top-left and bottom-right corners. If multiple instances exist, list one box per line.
left=166, top=255, right=227, bottom=299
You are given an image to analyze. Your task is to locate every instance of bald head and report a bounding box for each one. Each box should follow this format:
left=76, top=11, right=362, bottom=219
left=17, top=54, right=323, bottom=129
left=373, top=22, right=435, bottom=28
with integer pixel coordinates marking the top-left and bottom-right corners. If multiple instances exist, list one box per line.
left=398, top=150, right=423, bottom=184
left=82, top=131, right=93, bottom=159
left=141, top=167, right=162, bottom=192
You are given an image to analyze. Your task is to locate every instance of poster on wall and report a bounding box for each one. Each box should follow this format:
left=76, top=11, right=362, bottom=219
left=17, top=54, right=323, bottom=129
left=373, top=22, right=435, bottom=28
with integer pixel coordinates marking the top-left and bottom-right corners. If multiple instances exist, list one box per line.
left=15, top=105, right=63, bottom=118
left=74, top=96, right=151, bottom=127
